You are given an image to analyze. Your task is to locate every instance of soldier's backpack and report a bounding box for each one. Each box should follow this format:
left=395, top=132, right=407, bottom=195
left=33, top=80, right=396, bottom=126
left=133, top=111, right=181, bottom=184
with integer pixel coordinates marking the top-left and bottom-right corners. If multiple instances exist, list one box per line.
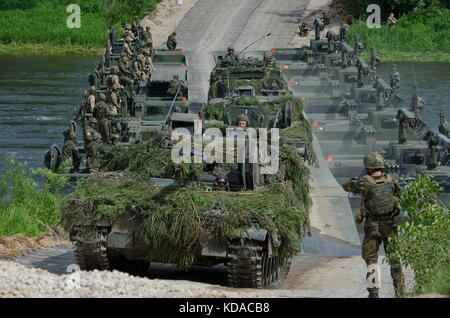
left=363, top=175, right=397, bottom=217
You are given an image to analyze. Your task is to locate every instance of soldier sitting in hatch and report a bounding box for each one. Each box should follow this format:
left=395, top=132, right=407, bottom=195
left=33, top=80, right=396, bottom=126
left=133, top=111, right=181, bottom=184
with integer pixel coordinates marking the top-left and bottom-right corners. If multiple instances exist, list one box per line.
left=224, top=47, right=240, bottom=66
left=236, top=114, right=249, bottom=129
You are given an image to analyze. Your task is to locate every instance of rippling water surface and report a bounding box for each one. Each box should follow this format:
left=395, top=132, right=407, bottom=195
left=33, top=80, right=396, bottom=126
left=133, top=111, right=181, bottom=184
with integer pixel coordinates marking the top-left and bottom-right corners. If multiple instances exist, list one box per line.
left=0, top=56, right=449, bottom=173
left=0, top=56, right=97, bottom=173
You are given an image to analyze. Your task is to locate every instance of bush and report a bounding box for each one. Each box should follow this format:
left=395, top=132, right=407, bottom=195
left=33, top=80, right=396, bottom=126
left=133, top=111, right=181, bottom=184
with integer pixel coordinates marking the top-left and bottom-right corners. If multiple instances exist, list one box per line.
left=0, top=155, right=67, bottom=237
left=386, top=176, right=450, bottom=295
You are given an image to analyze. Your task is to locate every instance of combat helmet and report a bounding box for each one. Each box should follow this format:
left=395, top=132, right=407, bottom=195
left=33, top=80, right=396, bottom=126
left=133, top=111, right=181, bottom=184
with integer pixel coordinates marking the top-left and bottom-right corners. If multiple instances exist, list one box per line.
left=88, top=117, right=98, bottom=125
left=364, top=152, right=385, bottom=169
left=69, top=132, right=77, bottom=141
left=110, top=65, right=120, bottom=75
left=98, top=93, right=106, bottom=101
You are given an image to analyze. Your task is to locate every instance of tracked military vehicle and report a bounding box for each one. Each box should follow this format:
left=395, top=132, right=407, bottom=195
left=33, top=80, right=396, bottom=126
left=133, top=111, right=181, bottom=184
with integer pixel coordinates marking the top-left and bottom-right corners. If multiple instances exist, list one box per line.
left=45, top=27, right=190, bottom=174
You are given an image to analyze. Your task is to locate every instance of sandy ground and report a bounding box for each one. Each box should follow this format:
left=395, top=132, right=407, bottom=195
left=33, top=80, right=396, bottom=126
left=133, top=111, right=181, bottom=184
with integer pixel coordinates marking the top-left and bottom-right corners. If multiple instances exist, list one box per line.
left=141, top=0, right=200, bottom=47
left=289, top=0, right=343, bottom=48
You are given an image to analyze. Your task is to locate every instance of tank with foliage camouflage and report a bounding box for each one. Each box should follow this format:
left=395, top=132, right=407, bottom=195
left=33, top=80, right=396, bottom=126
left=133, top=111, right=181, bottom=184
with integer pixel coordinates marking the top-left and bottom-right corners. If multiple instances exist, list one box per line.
left=61, top=124, right=313, bottom=287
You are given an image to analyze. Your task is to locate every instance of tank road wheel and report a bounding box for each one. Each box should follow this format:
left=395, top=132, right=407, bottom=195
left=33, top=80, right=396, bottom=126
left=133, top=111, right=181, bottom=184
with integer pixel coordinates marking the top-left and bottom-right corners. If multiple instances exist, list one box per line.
left=227, top=241, right=290, bottom=288
left=74, top=227, right=110, bottom=271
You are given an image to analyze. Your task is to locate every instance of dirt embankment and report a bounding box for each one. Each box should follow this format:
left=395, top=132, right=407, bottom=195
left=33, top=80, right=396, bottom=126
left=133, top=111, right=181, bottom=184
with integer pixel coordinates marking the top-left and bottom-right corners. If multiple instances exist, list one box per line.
left=0, top=230, right=69, bottom=260
left=141, top=0, right=199, bottom=47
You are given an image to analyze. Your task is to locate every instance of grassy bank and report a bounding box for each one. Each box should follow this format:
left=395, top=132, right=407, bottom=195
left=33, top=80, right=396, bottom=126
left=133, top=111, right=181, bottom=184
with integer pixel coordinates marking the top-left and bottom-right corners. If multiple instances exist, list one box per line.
left=0, top=156, right=67, bottom=237
left=0, top=0, right=160, bottom=56
left=347, top=5, right=450, bottom=62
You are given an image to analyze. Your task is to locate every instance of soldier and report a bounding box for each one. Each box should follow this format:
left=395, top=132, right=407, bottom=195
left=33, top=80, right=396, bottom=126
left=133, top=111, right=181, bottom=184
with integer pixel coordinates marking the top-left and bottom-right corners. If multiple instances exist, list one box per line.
left=236, top=114, right=249, bottom=128
left=216, top=75, right=227, bottom=98
left=142, top=26, right=153, bottom=48
left=122, top=36, right=134, bottom=58
left=387, top=12, right=397, bottom=29
left=321, top=11, right=330, bottom=25
left=85, top=94, right=96, bottom=114
left=298, top=22, right=310, bottom=37
left=339, top=22, right=348, bottom=42
left=142, top=48, right=155, bottom=73
left=439, top=111, right=450, bottom=138
left=167, top=74, right=187, bottom=99
left=118, top=55, right=134, bottom=86
left=84, top=117, right=102, bottom=172
left=410, top=86, right=424, bottom=112
left=167, top=31, right=177, bottom=51
left=224, top=47, right=239, bottom=65
left=123, top=24, right=136, bottom=42
left=343, top=152, right=405, bottom=298
left=133, top=54, right=149, bottom=81
left=396, top=110, right=408, bottom=144
left=93, top=93, right=114, bottom=143
left=423, top=131, right=439, bottom=170
left=62, top=129, right=81, bottom=173
left=108, top=83, right=123, bottom=115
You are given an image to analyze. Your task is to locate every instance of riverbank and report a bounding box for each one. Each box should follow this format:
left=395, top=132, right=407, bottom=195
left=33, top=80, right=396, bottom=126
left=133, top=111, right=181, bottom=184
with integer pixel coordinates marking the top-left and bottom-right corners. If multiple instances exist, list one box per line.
left=0, top=0, right=160, bottom=57
left=0, top=43, right=102, bottom=56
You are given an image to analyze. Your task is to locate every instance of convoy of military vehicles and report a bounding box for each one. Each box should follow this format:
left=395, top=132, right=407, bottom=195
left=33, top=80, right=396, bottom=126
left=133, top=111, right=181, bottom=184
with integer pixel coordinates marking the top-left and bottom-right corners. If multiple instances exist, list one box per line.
left=44, top=16, right=449, bottom=287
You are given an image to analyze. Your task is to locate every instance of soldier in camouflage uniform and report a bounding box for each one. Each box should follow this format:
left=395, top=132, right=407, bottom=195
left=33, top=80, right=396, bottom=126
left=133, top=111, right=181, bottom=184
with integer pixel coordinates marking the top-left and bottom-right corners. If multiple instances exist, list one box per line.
left=118, top=55, right=134, bottom=86
left=122, top=36, right=134, bottom=58
left=93, top=93, right=114, bottom=143
left=123, top=24, right=136, bottom=42
left=142, top=26, right=153, bottom=49
left=298, top=22, right=310, bottom=37
left=62, top=129, right=81, bottom=173
left=84, top=118, right=102, bottom=172
left=343, top=152, right=405, bottom=298
left=167, top=31, right=177, bottom=51
left=133, top=54, right=149, bottom=81
left=167, top=74, right=187, bottom=99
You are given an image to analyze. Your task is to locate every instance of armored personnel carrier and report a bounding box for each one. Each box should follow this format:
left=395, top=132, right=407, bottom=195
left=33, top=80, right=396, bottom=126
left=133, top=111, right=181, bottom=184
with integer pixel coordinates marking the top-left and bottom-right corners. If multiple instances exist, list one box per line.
left=45, top=27, right=190, bottom=174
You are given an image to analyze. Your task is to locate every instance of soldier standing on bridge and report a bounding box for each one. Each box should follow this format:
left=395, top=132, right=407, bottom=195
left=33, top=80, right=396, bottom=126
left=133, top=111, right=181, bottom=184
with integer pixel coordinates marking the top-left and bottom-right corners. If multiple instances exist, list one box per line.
left=62, top=128, right=81, bottom=173
left=343, top=152, right=405, bottom=298
left=167, top=31, right=177, bottom=50
left=84, top=118, right=102, bottom=172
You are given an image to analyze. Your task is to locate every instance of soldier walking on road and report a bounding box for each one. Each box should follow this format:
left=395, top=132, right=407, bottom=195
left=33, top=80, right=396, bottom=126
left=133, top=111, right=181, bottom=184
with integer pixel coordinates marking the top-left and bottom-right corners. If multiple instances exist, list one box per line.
left=167, top=31, right=177, bottom=50
left=343, top=152, right=405, bottom=298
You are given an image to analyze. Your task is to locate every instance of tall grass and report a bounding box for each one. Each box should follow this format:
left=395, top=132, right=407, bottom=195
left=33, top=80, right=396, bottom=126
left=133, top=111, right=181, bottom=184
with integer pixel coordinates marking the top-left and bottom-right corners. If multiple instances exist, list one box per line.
left=0, top=0, right=160, bottom=55
left=348, top=5, right=450, bottom=61
left=0, top=155, right=67, bottom=237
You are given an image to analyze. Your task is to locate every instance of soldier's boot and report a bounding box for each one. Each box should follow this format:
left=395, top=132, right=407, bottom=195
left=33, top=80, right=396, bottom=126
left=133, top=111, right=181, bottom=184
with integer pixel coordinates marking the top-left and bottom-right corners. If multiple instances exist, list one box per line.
left=368, top=290, right=379, bottom=298
left=391, top=263, right=406, bottom=297
left=366, top=263, right=381, bottom=298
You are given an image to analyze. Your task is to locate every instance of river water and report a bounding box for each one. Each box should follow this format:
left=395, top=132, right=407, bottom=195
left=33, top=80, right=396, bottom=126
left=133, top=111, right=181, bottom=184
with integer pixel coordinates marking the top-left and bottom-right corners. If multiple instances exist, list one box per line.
left=0, top=56, right=449, bottom=173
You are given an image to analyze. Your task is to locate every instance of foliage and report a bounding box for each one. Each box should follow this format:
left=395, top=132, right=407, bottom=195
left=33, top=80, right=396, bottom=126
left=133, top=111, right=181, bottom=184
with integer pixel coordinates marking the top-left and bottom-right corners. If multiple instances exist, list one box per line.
left=0, top=155, right=67, bottom=237
left=347, top=3, right=450, bottom=61
left=386, top=176, right=450, bottom=295
left=100, top=142, right=202, bottom=184
left=0, top=0, right=161, bottom=53
left=61, top=145, right=312, bottom=270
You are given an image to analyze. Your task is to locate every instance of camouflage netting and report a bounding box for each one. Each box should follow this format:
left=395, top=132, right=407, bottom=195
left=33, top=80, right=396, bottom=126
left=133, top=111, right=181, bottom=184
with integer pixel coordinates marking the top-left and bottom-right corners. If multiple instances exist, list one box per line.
left=61, top=145, right=312, bottom=270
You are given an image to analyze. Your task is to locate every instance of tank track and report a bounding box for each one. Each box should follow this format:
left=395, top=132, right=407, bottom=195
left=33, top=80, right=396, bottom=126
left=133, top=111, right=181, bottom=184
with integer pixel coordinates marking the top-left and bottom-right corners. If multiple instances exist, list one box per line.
left=227, top=241, right=290, bottom=288
left=74, top=227, right=110, bottom=271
